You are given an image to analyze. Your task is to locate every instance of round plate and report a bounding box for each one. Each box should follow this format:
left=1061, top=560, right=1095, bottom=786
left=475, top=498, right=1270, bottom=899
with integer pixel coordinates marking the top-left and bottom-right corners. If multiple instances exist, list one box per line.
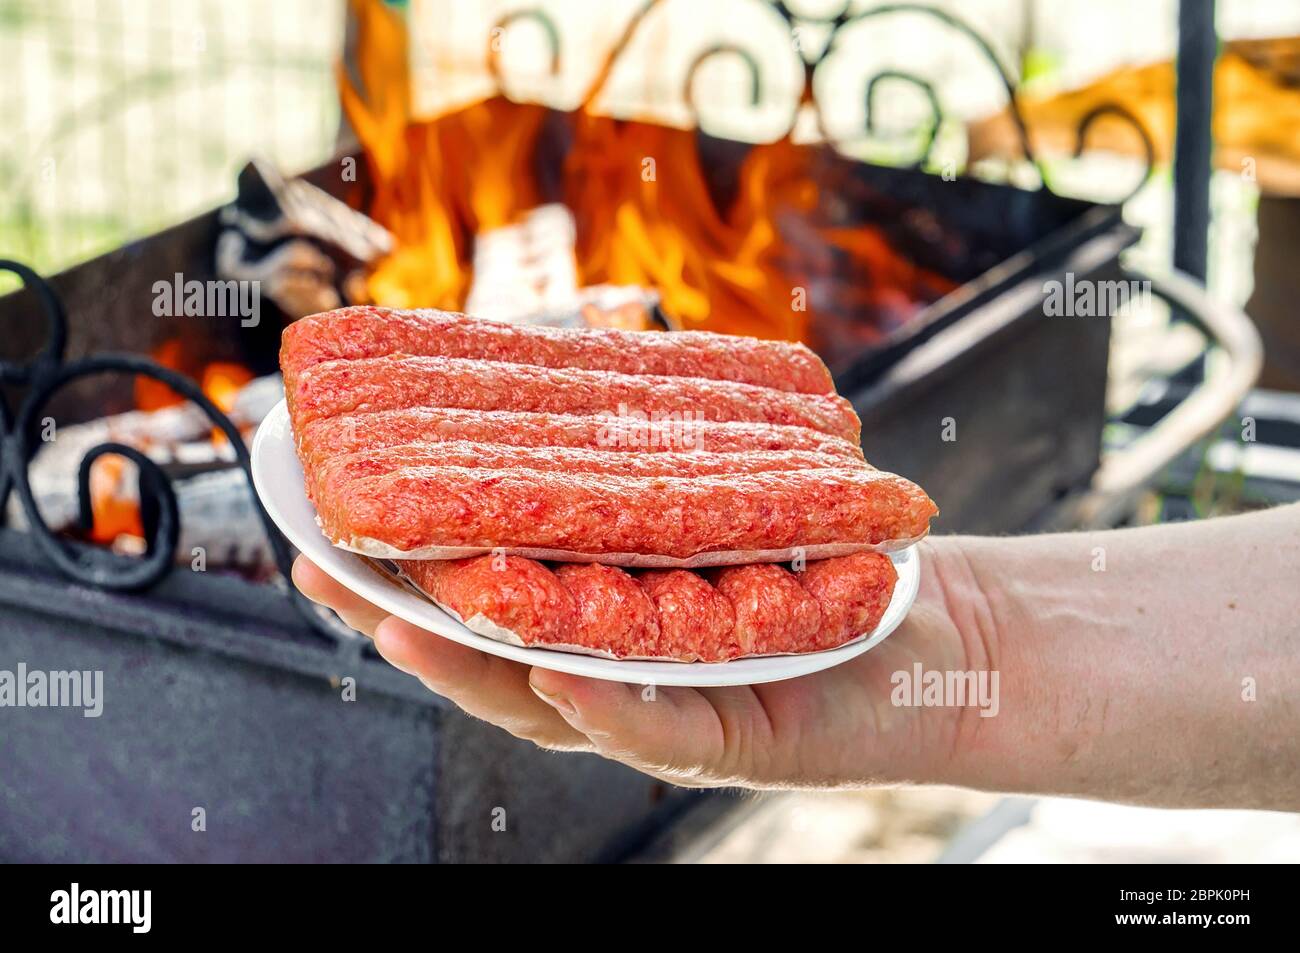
left=252, top=400, right=921, bottom=687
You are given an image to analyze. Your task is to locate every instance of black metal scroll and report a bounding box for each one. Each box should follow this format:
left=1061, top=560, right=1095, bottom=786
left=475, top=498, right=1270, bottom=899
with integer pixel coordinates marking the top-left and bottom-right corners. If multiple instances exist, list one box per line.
left=0, top=259, right=354, bottom=649
left=684, top=44, right=764, bottom=113
left=863, top=69, right=941, bottom=168
left=1073, top=102, right=1156, bottom=205
left=488, top=8, right=561, bottom=86
left=485, top=0, right=1157, bottom=201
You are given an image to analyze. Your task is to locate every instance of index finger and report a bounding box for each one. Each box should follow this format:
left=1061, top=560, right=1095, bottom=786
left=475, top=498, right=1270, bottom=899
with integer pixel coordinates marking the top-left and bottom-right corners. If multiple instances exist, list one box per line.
left=291, top=555, right=389, bottom=637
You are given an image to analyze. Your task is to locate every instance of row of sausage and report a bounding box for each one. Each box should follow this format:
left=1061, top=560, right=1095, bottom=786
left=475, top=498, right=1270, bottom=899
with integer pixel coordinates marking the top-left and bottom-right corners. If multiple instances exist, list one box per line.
left=399, top=551, right=898, bottom=662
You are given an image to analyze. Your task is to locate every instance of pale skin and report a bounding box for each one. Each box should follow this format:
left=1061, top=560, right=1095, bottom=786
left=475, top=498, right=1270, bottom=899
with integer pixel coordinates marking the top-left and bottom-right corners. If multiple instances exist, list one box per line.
left=293, top=504, right=1300, bottom=811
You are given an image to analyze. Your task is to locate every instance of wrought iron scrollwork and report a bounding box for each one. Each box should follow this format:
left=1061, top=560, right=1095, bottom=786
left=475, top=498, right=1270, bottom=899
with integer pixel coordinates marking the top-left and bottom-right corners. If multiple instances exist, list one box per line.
left=684, top=44, right=764, bottom=116
left=485, top=0, right=1156, bottom=202
left=0, top=259, right=356, bottom=651
left=816, top=2, right=1040, bottom=173
left=488, top=8, right=561, bottom=86
left=1072, top=102, right=1157, bottom=205
left=863, top=69, right=941, bottom=168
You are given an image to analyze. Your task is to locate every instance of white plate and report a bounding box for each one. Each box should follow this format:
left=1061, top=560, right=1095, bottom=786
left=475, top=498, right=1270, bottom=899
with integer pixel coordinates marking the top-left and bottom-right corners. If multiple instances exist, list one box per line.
left=251, top=400, right=921, bottom=687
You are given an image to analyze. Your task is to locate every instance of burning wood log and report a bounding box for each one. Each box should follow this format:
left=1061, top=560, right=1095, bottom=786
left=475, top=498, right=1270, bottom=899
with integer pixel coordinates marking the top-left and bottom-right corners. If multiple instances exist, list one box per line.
left=217, top=157, right=393, bottom=320
left=465, top=204, right=580, bottom=322
left=488, top=283, right=663, bottom=331
left=7, top=373, right=284, bottom=575
left=113, top=468, right=278, bottom=578
left=463, top=203, right=662, bottom=329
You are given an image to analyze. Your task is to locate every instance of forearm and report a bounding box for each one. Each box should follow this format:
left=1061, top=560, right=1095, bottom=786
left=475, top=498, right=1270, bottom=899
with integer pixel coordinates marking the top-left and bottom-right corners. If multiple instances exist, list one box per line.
left=934, top=505, right=1300, bottom=810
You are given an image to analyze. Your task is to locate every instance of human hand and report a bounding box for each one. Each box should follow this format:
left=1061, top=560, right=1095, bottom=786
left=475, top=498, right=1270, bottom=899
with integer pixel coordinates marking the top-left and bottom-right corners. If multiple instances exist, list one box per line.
left=291, top=541, right=992, bottom=789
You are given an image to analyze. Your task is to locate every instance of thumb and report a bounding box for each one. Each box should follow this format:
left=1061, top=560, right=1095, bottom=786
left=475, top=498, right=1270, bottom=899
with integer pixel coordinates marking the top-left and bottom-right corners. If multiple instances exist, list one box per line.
left=527, top=669, right=736, bottom=785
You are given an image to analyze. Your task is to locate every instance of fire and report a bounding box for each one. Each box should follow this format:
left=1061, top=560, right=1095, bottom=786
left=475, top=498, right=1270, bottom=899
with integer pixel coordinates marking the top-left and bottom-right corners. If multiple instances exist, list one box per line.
left=341, top=0, right=954, bottom=345
left=133, top=344, right=252, bottom=418
left=87, top=454, right=142, bottom=544
left=134, top=339, right=187, bottom=412
left=88, top=343, right=255, bottom=544
left=201, top=362, right=254, bottom=445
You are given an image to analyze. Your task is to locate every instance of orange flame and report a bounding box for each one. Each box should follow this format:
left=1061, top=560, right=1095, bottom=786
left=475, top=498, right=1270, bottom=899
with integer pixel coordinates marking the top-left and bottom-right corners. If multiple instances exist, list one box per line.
left=87, top=455, right=143, bottom=544
left=341, top=0, right=954, bottom=344
left=134, top=339, right=187, bottom=412
left=94, top=343, right=255, bottom=544
left=201, top=361, right=254, bottom=444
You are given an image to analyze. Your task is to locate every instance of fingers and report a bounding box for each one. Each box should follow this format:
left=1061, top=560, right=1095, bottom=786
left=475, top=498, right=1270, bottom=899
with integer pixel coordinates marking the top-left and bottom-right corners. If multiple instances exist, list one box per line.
left=292, top=555, right=589, bottom=751
left=527, top=669, right=765, bottom=785
left=373, top=615, right=591, bottom=751
left=291, top=556, right=389, bottom=637
left=291, top=553, right=776, bottom=778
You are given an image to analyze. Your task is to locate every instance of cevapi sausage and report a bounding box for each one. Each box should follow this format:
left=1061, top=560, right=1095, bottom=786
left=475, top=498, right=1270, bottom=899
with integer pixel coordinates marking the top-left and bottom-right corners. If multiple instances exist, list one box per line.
left=307, top=441, right=867, bottom=505
left=639, top=569, right=738, bottom=661
left=281, top=306, right=938, bottom=578
left=796, top=551, right=898, bottom=649
left=712, top=564, right=823, bottom=656
left=289, top=355, right=861, bottom=441
left=397, top=551, right=899, bottom=662
left=296, top=407, right=865, bottom=467
left=552, top=563, right=660, bottom=657
left=281, top=305, right=835, bottom=395
left=403, top=555, right=575, bottom=646
left=325, top=466, right=936, bottom=560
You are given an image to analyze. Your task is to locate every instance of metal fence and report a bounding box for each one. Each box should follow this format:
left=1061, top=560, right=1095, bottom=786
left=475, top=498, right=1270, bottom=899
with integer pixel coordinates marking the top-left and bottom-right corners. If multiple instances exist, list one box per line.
left=0, top=0, right=346, bottom=289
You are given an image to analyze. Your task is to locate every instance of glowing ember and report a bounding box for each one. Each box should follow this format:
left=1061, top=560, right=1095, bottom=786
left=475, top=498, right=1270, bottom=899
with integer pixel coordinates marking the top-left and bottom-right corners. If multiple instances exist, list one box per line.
left=201, top=362, right=254, bottom=444
left=134, top=339, right=188, bottom=412
left=88, top=454, right=143, bottom=544
left=91, top=344, right=256, bottom=544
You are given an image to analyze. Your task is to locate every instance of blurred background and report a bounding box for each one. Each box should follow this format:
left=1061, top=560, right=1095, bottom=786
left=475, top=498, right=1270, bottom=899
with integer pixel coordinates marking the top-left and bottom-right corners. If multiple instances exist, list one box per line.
left=2, top=0, right=1299, bottom=862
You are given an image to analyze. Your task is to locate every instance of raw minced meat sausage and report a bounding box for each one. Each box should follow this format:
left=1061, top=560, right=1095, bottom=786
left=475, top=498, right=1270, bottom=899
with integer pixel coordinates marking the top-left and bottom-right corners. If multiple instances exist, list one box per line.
left=281, top=306, right=835, bottom=395
left=306, top=441, right=866, bottom=505
left=712, top=564, right=823, bottom=656
left=797, top=551, right=898, bottom=649
left=289, top=355, right=861, bottom=441
left=296, top=407, right=865, bottom=467
left=552, top=563, right=661, bottom=657
left=639, top=569, right=738, bottom=661
left=402, top=555, right=575, bottom=646
left=282, top=304, right=936, bottom=575
left=325, top=466, right=936, bottom=560
left=395, top=551, right=899, bottom=661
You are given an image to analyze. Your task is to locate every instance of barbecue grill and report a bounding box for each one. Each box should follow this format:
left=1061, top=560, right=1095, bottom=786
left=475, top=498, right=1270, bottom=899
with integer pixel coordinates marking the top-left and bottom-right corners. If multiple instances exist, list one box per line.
left=0, top=0, right=1261, bottom=862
